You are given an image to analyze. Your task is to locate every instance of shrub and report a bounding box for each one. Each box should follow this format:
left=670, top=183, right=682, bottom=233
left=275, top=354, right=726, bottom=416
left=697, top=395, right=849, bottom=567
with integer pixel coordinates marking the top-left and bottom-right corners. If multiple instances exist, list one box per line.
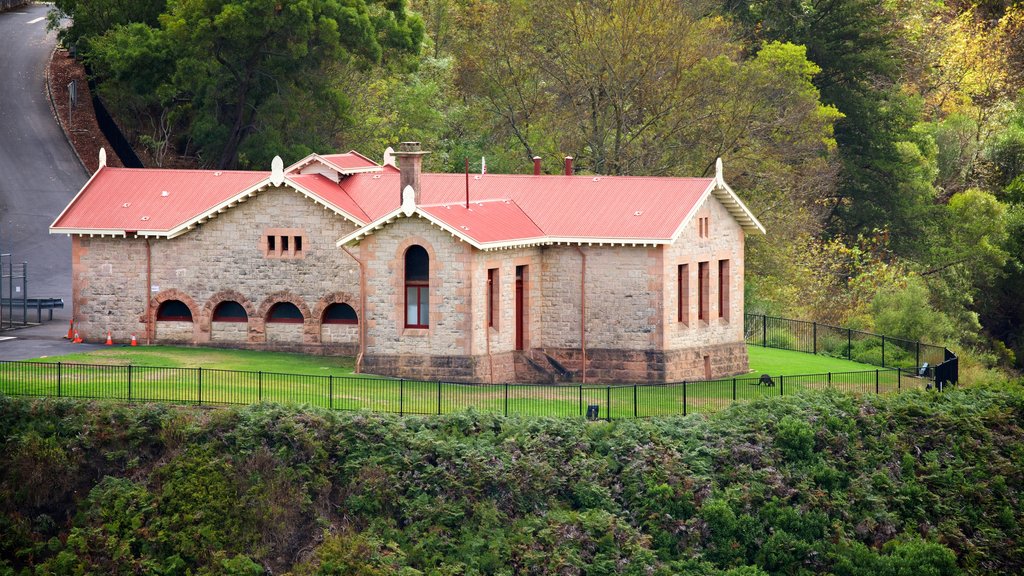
left=775, top=415, right=815, bottom=461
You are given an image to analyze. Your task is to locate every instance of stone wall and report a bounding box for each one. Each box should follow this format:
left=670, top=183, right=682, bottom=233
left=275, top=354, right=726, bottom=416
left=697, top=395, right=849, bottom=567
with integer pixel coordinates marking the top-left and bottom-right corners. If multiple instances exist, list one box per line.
left=357, top=215, right=474, bottom=358
left=71, top=185, right=361, bottom=350
left=660, top=195, right=747, bottom=376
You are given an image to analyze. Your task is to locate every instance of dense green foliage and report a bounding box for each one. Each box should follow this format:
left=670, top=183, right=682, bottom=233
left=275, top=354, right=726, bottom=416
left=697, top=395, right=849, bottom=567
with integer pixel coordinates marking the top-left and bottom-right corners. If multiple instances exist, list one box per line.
left=48, top=0, right=1024, bottom=374
left=2, top=386, right=1023, bottom=574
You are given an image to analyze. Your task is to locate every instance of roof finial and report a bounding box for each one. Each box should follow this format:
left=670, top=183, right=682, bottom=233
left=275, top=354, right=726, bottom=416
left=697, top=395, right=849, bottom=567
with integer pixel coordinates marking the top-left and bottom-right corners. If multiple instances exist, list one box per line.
left=383, top=146, right=396, bottom=167
left=401, top=184, right=416, bottom=217
left=270, top=155, right=284, bottom=186
left=715, top=157, right=723, bottom=185
left=98, top=147, right=107, bottom=169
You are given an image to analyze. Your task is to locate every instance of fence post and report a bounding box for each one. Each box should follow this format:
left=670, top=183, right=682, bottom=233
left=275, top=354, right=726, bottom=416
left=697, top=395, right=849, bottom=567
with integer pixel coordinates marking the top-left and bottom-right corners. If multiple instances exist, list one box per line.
left=827, top=372, right=831, bottom=387
left=57, top=362, right=61, bottom=397
left=732, top=377, right=736, bottom=403
left=897, top=369, right=901, bottom=393
left=881, top=335, right=886, bottom=368
left=875, top=369, right=879, bottom=394
left=780, top=375, right=784, bottom=396
left=633, top=385, right=638, bottom=419
left=578, top=386, right=583, bottom=417
left=683, top=381, right=687, bottom=416
left=813, top=322, right=817, bottom=354
left=329, top=375, right=333, bottom=410
left=504, top=383, right=509, bottom=417
left=606, top=386, right=611, bottom=422
left=400, top=379, right=404, bottom=416
left=197, top=367, right=202, bottom=405
left=847, top=329, right=852, bottom=360
left=127, top=364, right=132, bottom=402
left=437, top=380, right=442, bottom=415
left=258, top=371, right=262, bottom=403
left=762, top=315, right=767, bottom=348
left=916, top=342, right=921, bottom=370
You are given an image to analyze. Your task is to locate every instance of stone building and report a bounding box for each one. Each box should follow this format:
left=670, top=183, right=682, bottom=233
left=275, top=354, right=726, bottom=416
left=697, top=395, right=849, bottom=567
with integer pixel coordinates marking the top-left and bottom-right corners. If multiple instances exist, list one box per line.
left=51, top=144, right=764, bottom=383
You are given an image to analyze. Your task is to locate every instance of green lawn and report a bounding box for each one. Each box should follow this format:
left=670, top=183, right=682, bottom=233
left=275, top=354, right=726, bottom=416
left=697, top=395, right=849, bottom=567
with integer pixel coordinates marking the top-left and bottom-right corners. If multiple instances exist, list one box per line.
left=0, top=344, right=923, bottom=418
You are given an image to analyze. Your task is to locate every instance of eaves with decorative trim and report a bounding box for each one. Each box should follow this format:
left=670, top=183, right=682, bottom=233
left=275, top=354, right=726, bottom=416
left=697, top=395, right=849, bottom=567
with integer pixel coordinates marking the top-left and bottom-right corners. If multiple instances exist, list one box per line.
left=52, top=176, right=370, bottom=239
left=669, top=180, right=765, bottom=243
left=337, top=207, right=683, bottom=252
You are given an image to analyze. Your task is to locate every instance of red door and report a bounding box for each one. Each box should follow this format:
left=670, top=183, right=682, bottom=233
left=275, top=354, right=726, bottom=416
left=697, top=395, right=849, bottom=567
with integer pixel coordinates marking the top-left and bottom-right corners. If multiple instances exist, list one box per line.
left=515, top=266, right=525, bottom=350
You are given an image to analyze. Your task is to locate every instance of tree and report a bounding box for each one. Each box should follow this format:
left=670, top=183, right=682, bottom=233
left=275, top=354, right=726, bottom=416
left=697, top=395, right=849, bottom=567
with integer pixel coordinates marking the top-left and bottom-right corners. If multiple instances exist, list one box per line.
left=88, top=0, right=424, bottom=169
left=47, top=0, right=167, bottom=53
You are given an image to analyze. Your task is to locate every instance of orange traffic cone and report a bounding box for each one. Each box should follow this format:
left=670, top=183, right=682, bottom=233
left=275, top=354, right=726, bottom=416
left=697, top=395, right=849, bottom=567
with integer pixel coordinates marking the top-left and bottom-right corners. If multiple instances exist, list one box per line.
left=105, top=331, right=113, bottom=346
left=130, top=334, right=138, bottom=347
left=72, top=331, right=83, bottom=344
left=65, top=320, right=74, bottom=340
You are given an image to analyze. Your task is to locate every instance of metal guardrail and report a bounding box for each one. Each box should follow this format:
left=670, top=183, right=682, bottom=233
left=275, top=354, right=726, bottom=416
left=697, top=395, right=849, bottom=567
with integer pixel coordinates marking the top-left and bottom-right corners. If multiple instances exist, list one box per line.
left=0, top=298, right=64, bottom=323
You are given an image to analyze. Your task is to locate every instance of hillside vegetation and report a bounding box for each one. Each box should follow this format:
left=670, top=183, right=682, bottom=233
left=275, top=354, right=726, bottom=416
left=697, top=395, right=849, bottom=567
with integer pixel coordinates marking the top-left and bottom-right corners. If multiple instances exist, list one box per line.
left=2, top=387, right=1022, bottom=575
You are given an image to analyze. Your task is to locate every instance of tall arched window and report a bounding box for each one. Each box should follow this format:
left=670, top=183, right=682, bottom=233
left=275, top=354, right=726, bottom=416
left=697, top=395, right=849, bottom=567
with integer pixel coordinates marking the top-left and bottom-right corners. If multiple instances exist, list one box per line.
left=405, top=245, right=429, bottom=328
left=156, top=300, right=193, bottom=322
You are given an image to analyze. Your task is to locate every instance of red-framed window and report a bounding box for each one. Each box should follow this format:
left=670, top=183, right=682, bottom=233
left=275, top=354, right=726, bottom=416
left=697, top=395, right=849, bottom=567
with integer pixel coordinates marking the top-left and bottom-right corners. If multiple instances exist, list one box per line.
left=212, top=301, right=247, bottom=322
left=322, top=303, right=358, bottom=325
left=719, top=259, right=730, bottom=320
left=405, top=245, right=429, bottom=328
left=267, top=302, right=304, bottom=324
left=698, top=261, right=709, bottom=322
left=156, top=300, right=193, bottom=322
left=677, top=263, right=689, bottom=325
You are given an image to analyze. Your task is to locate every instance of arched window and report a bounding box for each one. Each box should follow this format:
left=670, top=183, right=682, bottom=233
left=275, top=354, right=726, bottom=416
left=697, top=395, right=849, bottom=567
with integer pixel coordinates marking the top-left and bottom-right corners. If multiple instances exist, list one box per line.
left=212, top=301, right=248, bottom=322
left=267, top=302, right=304, bottom=324
left=405, top=245, right=429, bottom=328
left=322, top=303, right=358, bottom=325
left=156, top=300, right=193, bottom=322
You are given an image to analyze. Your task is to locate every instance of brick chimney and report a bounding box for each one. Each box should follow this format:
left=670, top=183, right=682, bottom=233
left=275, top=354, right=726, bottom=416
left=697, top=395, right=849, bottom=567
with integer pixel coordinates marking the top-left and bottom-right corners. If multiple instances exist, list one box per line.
left=533, top=156, right=542, bottom=175
left=564, top=156, right=574, bottom=176
left=394, top=142, right=430, bottom=204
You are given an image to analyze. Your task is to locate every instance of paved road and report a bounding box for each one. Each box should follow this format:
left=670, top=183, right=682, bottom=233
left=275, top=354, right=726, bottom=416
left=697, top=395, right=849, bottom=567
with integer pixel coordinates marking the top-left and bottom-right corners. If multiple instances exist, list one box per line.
left=0, top=3, right=88, bottom=357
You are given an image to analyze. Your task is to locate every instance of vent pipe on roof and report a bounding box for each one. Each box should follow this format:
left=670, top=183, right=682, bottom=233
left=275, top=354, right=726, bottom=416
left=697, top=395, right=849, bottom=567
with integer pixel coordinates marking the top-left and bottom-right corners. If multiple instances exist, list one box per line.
left=533, top=156, right=542, bottom=175
left=394, top=142, right=429, bottom=205
left=564, top=156, right=573, bottom=176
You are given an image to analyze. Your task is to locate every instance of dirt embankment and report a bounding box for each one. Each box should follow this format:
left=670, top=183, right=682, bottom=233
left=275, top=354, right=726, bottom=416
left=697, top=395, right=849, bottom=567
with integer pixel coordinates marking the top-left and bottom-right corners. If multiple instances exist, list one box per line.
left=46, top=48, right=122, bottom=173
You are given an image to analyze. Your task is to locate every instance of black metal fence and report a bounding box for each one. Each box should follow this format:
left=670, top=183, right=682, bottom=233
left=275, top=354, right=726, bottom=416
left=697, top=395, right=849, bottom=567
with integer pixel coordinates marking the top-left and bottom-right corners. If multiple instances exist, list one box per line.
left=84, top=68, right=145, bottom=168
left=0, top=360, right=930, bottom=420
left=744, top=314, right=958, bottom=386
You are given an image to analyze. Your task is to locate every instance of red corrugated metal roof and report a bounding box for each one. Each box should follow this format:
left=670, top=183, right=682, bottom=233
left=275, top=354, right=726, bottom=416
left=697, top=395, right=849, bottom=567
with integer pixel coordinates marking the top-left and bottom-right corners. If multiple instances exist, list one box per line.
left=419, top=200, right=546, bottom=244
left=340, top=172, right=713, bottom=241
left=287, top=174, right=370, bottom=223
left=319, top=151, right=380, bottom=171
left=52, top=156, right=728, bottom=245
left=51, top=168, right=268, bottom=234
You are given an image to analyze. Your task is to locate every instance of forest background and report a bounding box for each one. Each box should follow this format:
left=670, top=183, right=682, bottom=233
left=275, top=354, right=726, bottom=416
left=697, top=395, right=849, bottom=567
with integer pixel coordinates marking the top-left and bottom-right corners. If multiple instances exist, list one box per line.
left=47, top=0, right=1024, bottom=382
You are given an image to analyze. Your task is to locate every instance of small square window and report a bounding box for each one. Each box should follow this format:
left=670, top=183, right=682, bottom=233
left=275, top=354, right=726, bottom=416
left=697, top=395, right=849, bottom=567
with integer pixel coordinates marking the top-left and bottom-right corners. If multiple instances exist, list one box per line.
left=263, top=229, right=305, bottom=259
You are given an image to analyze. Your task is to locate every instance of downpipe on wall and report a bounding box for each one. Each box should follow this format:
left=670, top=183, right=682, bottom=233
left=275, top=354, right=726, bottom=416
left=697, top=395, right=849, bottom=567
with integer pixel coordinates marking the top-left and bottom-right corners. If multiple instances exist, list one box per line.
left=341, top=245, right=367, bottom=373
left=575, top=246, right=587, bottom=384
